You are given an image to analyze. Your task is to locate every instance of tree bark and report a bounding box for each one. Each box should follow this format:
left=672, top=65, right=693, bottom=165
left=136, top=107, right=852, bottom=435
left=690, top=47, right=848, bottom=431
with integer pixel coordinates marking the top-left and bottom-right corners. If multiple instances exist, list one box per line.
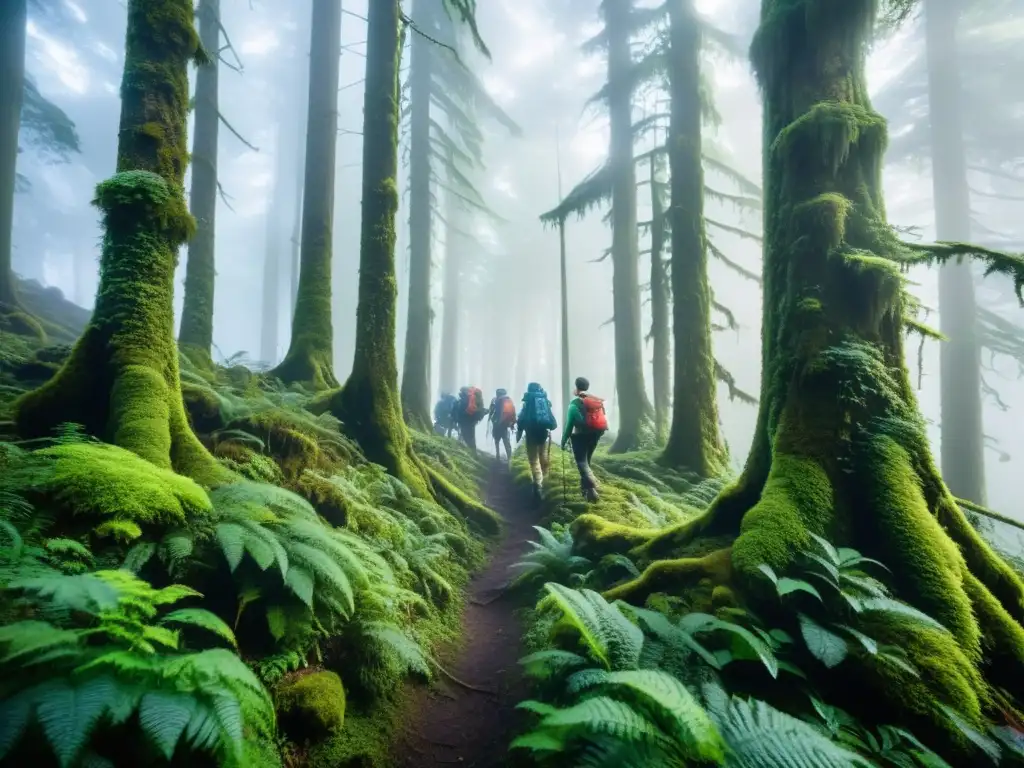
left=178, top=0, right=220, bottom=365
left=0, top=0, right=26, bottom=311
left=439, top=192, right=461, bottom=395
left=270, top=0, right=341, bottom=389
left=15, top=0, right=228, bottom=487
left=259, top=124, right=281, bottom=366
left=648, top=154, right=670, bottom=446
left=925, top=0, right=985, bottom=504
left=605, top=0, right=653, bottom=452
left=578, top=0, right=1024, bottom=752
left=400, top=0, right=436, bottom=428
left=660, top=0, right=725, bottom=475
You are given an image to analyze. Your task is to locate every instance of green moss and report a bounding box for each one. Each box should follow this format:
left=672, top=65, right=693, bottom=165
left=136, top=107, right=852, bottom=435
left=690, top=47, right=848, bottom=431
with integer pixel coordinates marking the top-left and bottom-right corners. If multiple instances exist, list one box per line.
left=7, top=442, right=211, bottom=538
left=276, top=670, right=346, bottom=742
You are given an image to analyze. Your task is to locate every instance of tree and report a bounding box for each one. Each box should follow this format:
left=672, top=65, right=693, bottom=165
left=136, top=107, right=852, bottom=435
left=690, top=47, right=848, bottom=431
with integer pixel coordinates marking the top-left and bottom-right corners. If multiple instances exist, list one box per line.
left=324, top=0, right=500, bottom=535
left=660, top=0, right=725, bottom=475
left=578, top=0, right=1024, bottom=750
left=604, top=0, right=654, bottom=452
left=399, top=0, right=518, bottom=428
left=925, top=0, right=985, bottom=503
left=178, top=0, right=222, bottom=365
left=14, top=0, right=228, bottom=487
left=0, top=0, right=28, bottom=314
left=271, top=0, right=342, bottom=389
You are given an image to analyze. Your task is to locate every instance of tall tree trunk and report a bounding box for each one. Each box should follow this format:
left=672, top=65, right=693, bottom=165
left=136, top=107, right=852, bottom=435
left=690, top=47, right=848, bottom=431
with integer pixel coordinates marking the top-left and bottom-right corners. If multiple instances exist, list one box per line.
left=660, top=0, right=725, bottom=474
left=0, top=0, right=26, bottom=311
left=589, top=0, right=1024, bottom=752
left=178, top=0, right=220, bottom=365
left=439, top=194, right=461, bottom=395
left=925, top=0, right=985, bottom=504
left=648, top=153, right=670, bottom=445
left=329, top=0, right=425, bottom=490
left=400, top=0, right=435, bottom=428
left=290, top=151, right=303, bottom=316
left=15, top=0, right=227, bottom=486
left=559, top=219, right=571, bottom=419
left=271, top=0, right=341, bottom=389
left=259, top=125, right=281, bottom=365
left=605, top=0, right=653, bottom=452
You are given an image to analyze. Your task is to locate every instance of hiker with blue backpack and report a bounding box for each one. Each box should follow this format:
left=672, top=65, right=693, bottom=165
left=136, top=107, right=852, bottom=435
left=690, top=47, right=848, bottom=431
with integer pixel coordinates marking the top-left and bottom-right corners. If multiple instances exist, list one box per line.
left=516, top=382, right=557, bottom=502
left=433, top=392, right=458, bottom=438
left=560, top=376, right=608, bottom=502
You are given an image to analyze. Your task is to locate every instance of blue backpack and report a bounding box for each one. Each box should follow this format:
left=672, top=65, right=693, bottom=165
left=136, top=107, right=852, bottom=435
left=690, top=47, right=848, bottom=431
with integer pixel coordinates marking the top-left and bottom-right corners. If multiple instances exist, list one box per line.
left=523, top=388, right=557, bottom=431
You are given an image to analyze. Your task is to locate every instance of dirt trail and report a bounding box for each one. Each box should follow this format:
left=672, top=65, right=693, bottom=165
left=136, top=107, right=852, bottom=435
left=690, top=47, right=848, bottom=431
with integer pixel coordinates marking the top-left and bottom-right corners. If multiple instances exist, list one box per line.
left=390, top=463, right=535, bottom=767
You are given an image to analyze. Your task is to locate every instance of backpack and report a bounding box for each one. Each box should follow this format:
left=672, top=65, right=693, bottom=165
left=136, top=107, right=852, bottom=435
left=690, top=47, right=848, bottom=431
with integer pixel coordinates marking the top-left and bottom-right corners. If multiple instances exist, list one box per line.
left=580, top=395, right=608, bottom=432
left=523, top=391, right=557, bottom=431
left=498, top=396, right=517, bottom=427
left=464, top=387, right=484, bottom=420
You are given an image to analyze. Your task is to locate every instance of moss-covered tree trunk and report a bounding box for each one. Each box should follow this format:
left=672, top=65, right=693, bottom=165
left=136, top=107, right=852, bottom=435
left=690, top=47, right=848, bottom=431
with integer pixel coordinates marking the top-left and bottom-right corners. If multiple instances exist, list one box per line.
left=14, top=0, right=228, bottom=487
left=648, top=154, right=670, bottom=445
left=0, top=0, right=26, bottom=312
left=559, top=218, right=572, bottom=420
left=660, top=0, right=725, bottom=475
left=605, top=0, right=654, bottom=453
left=439, top=192, right=461, bottom=395
left=926, top=0, right=985, bottom=504
left=270, top=0, right=341, bottom=390
left=578, top=0, right=1024, bottom=751
left=178, top=0, right=219, bottom=365
left=400, top=0, right=435, bottom=429
left=329, top=0, right=420, bottom=486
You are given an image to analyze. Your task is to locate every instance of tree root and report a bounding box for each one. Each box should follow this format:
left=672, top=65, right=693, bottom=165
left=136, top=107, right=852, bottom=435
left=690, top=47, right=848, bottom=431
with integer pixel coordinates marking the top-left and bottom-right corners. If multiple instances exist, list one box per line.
left=425, top=465, right=502, bottom=537
left=429, top=656, right=495, bottom=696
left=603, top=547, right=733, bottom=604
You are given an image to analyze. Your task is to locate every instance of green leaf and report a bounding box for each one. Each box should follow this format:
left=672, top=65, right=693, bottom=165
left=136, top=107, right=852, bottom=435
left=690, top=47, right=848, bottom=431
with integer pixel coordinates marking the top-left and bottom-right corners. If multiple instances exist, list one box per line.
left=122, top=542, right=156, bottom=573
left=756, top=563, right=778, bottom=584
left=35, top=677, right=117, bottom=768
left=938, top=706, right=1001, bottom=764
left=509, top=731, right=564, bottom=752
left=139, top=690, right=193, bottom=760
left=160, top=609, right=237, bottom=648
left=776, top=577, right=822, bottom=601
left=0, top=690, right=32, bottom=760
left=798, top=613, right=849, bottom=668
left=807, top=533, right=840, bottom=565
left=859, top=597, right=948, bottom=633
left=837, top=625, right=878, bottom=655
left=679, top=613, right=778, bottom=679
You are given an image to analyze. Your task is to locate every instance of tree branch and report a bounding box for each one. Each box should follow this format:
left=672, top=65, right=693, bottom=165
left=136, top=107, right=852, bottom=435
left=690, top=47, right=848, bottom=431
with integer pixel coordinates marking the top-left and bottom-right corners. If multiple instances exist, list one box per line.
left=217, top=110, right=258, bottom=151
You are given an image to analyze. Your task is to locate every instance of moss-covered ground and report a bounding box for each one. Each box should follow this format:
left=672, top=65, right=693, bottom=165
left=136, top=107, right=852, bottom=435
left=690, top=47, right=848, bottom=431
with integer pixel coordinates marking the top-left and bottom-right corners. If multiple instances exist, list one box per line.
left=0, top=327, right=498, bottom=768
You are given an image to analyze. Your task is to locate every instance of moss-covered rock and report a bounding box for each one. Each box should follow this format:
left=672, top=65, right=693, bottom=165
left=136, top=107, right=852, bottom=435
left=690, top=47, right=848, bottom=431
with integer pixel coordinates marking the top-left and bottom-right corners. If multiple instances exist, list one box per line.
left=276, top=670, right=346, bottom=742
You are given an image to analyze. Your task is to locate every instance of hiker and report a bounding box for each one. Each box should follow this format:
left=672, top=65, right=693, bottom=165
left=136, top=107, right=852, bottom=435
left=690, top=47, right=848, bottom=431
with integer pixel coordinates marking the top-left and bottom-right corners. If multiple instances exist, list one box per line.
left=487, top=388, right=517, bottom=462
left=456, top=385, right=486, bottom=451
left=433, top=392, right=458, bottom=438
left=560, top=376, right=608, bottom=502
left=516, top=382, right=557, bottom=502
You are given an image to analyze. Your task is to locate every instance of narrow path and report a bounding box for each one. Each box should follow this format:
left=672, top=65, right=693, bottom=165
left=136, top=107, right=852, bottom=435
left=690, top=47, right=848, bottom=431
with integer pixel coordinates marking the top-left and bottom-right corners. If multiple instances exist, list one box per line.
left=390, top=463, right=534, bottom=767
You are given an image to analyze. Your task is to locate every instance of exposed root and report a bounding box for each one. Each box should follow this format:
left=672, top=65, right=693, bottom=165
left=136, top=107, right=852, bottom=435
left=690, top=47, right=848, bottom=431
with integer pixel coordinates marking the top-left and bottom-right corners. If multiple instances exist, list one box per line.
left=603, top=547, right=732, bottom=604
left=429, top=657, right=496, bottom=696
left=426, top=465, right=502, bottom=537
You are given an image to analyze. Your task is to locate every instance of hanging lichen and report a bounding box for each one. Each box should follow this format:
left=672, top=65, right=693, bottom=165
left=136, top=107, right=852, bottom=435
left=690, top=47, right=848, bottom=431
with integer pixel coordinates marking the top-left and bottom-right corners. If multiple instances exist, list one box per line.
left=14, top=0, right=229, bottom=488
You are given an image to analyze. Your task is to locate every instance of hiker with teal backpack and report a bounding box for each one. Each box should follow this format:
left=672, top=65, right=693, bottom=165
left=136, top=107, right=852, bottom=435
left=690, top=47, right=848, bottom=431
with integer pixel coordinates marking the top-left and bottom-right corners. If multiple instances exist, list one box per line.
left=433, top=392, right=458, bottom=438
left=487, top=388, right=517, bottom=462
left=516, top=382, right=557, bottom=502
left=560, top=376, right=608, bottom=502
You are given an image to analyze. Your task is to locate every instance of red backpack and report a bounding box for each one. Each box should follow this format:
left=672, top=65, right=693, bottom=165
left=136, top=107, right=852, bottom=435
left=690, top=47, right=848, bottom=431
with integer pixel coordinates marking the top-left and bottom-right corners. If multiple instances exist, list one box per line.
left=580, top=395, right=608, bottom=432
left=464, top=387, right=483, bottom=418
left=498, top=396, right=517, bottom=426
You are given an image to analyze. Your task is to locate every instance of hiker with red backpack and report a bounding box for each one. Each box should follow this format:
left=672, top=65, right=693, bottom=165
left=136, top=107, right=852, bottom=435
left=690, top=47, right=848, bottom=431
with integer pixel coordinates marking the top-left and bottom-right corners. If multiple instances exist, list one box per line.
left=559, top=376, right=608, bottom=502
left=487, top=388, right=517, bottom=462
left=516, top=382, right=557, bottom=502
left=456, top=386, right=486, bottom=451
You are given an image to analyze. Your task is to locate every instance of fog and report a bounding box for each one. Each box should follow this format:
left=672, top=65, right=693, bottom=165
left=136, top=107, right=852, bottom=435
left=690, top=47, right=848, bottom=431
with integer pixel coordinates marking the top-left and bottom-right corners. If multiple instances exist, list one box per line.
left=14, top=0, right=1024, bottom=524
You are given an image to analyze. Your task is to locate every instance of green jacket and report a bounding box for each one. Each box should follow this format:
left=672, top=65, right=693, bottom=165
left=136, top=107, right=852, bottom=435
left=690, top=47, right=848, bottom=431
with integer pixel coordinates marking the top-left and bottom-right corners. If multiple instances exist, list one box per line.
left=560, top=397, right=584, bottom=446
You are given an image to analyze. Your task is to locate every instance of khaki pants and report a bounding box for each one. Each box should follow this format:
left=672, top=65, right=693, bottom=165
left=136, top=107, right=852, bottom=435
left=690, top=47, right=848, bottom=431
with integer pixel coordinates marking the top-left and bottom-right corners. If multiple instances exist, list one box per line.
left=525, top=430, right=551, bottom=485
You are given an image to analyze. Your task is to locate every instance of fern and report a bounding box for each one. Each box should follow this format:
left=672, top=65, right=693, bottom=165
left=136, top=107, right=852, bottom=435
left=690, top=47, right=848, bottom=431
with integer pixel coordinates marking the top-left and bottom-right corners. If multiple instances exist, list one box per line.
left=541, top=583, right=644, bottom=671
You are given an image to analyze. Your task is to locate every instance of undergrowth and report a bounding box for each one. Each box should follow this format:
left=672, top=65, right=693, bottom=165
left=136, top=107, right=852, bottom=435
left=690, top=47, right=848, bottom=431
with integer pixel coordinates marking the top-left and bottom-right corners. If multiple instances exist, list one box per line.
left=0, top=343, right=494, bottom=767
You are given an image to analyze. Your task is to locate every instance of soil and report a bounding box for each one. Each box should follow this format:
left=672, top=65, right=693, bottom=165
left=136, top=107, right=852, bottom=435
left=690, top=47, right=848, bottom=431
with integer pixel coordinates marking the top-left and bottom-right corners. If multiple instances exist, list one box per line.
left=390, top=462, right=536, bottom=767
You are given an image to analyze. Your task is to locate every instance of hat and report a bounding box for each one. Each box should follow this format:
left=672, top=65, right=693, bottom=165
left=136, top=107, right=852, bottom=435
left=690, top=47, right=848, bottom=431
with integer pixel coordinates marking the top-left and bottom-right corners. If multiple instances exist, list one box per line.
left=575, top=376, right=590, bottom=392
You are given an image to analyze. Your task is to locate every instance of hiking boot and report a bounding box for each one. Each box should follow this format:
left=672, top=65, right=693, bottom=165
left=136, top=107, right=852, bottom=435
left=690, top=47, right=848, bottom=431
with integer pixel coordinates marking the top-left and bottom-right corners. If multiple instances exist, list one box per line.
left=583, top=487, right=599, bottom=503
left=532, top=483, right=543, bottom=504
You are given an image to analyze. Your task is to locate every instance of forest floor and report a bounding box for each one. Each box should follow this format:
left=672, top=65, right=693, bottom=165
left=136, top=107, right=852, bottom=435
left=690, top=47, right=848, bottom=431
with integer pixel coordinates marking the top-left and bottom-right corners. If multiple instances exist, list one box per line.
left=390, top=461, right=534, bottom=767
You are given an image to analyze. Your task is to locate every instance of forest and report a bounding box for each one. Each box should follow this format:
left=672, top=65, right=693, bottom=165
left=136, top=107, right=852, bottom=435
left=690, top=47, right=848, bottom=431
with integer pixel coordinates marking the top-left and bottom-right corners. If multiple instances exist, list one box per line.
left=2, top=0, right=1024, bottom=766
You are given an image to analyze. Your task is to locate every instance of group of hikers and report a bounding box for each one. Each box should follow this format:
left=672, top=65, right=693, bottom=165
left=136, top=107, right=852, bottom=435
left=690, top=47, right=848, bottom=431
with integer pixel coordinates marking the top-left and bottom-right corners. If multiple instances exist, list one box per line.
left=433, top=377, right=608, bottom=502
